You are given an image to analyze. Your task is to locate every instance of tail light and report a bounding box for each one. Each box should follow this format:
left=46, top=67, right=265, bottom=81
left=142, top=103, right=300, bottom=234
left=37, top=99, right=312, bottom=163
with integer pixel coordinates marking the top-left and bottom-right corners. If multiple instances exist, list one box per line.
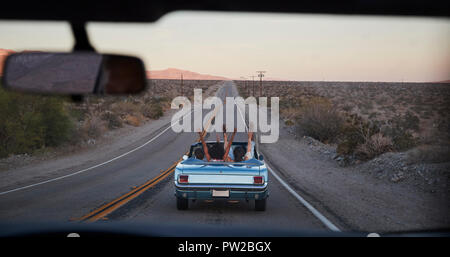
left=253, top=176, right=264, bottom=184
left=179, top=175, right=189, bottom=184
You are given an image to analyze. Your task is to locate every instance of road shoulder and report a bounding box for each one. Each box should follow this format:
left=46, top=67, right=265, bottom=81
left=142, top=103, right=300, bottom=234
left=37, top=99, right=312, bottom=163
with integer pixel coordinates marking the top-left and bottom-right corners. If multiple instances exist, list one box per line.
left=260, top=118, right=450, bottom=232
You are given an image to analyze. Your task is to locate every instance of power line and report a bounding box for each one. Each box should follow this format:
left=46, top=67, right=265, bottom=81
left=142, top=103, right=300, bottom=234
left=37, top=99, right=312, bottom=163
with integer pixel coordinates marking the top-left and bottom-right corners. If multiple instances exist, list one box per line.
left=256, top=71, right=266, bottom=97
left=240, top=76, right=248, bottom=96
left=250, top=75, right=256, bottom=96
left=180, top=73, right=184, bottom=96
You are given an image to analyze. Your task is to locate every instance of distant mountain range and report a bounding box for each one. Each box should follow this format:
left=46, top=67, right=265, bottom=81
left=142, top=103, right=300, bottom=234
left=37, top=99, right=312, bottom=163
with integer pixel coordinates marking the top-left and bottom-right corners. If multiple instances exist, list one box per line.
left=147, top=68, right=228, bottom=80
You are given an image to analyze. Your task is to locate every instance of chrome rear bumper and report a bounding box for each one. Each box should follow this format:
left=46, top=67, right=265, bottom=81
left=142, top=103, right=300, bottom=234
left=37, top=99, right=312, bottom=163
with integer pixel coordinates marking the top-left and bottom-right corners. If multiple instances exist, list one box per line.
left=175, top=183, right=269, bottom=200
left=175, top=183, right=267, bottom=191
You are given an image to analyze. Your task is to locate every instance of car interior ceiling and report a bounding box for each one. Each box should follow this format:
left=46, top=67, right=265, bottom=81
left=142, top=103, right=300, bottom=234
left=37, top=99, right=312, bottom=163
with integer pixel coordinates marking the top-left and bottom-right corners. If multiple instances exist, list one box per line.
left=0, top=1, right=448, bottom=23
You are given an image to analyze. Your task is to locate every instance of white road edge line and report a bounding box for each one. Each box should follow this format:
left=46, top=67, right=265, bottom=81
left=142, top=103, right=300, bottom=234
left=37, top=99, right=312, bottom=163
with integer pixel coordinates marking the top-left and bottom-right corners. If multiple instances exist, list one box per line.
left=0, top=109, right=194, bottom=196
left=266, top=165, right=341, bottom=232
left=234, top=87, right=341, bottom=232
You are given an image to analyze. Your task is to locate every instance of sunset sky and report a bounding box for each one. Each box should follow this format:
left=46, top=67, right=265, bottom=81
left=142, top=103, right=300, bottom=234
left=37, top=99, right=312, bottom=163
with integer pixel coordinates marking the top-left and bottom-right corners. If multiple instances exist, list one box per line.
left=0, top=11, right=449, bottom=82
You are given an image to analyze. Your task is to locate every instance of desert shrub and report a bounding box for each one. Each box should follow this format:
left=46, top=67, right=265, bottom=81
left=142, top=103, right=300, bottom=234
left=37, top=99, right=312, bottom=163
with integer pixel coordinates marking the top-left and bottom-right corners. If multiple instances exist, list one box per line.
left=295, top=97, right=343, bottom=143
left=368, top=112, right=378, bottom=119
left=412, top=96, right=423, bottom=106
left=124, top=114, right=143, bottom=126
left=437, top=107, right=447, bottom=116
left=361, top=109, right=370, bottom=115
left=337, top=130, right=361, bottom=156
left=393, top=131, right=417, bottom=151
left=285, top=119, right=294, bottom=126
left=101, top=111, right=123, bottom=129
left=336, top=140, right=358, bottom=156
left=82, top=116, right=106, bottom=139
left=141, top=103, right=163, bottom=119
left=336, top=114, right=397, bottom=160
left=355, top=133, right=393, bottom=160
left=280, top=106, right=302, bottom=120
left=112, top=100, right=140, bottom=116
left=280, top=97, right=302, bottom=109
left=420, top=110, right=432, bottom=119
left=397, top=111, right=420, bottom=132
left=385, top=105, right=397, bottom=113
left=342, top=104, right=353, bottom=112
left=40, top=97, right=73, bottom=146
left=410, top=105, right=423, bottom=114
left=68, top=107, right=87, bottom=122
left=336, top=114, right=380, bottom=156
left=0, top=87, right=73, bottom=158
left=375, top=97, right=388, bottom=105
left=152, top=96, right=172, bottom=110
left=382, top=125, right=417, bottom=151
left=144, top=95, right=171, bottom=110
left=376, top=112, right=420, bottom=151
left=359, top=101, right=373, bottom=111
left=436, top=118, right=450, bottom=138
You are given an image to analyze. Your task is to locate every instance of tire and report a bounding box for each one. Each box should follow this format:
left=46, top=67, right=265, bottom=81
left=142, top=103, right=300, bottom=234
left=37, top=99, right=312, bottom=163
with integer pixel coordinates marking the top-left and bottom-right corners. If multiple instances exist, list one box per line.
left=255, top=198, right=266, bottom=211
left=177, top=197, right=188, bottom=210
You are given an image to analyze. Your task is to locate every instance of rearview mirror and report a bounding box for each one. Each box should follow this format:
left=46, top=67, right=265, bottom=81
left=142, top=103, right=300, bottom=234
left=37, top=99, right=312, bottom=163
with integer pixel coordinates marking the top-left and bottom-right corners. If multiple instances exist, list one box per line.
left=1, top=52, right=147, bottom=95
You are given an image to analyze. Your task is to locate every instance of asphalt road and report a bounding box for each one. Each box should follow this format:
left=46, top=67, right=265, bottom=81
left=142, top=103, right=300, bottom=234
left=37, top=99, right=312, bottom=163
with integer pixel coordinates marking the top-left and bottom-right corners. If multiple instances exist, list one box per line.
left=0, top=81, right=330, bottom=233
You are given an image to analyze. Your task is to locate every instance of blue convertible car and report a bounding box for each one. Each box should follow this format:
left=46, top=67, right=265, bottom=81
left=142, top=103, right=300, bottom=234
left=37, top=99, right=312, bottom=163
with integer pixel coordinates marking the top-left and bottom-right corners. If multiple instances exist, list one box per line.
left=174, top=141, right=268, bottom=211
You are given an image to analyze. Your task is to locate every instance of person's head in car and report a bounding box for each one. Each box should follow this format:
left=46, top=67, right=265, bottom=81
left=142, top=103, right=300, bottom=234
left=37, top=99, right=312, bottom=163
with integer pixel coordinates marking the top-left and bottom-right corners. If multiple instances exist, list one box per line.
left=209, top=142, right=225, bottom=160
left=233, top=146, right=246, bottom=162
left=194, top=148, right=205, bottom=160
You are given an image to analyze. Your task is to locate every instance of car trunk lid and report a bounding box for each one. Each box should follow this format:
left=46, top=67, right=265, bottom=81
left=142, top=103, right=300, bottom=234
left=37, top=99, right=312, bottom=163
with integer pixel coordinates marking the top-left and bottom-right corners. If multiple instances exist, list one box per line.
left=179, top=162, right=261, bottom=185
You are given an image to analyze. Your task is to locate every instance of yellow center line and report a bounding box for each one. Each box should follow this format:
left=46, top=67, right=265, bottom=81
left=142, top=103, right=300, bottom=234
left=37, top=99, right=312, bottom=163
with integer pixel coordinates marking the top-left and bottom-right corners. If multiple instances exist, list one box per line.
left=86, top=166, right=177, bottom=222
left=74, top=156, right=183, bottom=222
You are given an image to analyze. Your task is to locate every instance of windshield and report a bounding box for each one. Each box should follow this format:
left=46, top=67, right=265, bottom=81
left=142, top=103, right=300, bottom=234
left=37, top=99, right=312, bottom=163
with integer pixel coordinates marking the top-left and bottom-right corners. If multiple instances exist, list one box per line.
left=0, top=11, right=449, bottom=236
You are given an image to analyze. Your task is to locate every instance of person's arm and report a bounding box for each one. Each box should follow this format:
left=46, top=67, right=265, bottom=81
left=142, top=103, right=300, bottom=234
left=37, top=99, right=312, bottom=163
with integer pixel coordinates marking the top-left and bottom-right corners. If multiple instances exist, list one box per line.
left=244, top=131, right=254, bottom=160
left=223, top=127, right=237, bottom=161
left=198, top=132, right=211, bottom=162
left=222, top=124, right=228, bottom=150
left=222, top=125, right=233, bottom=161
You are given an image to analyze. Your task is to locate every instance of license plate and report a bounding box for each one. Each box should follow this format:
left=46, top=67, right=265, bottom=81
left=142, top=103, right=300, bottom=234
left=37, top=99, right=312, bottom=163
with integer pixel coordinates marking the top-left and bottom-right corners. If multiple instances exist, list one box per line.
left=212, top=190, right=229, bottom=197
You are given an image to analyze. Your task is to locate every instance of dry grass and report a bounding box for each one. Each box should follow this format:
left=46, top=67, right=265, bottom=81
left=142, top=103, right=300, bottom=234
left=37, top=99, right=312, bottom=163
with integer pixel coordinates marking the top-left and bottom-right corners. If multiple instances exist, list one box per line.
left=407, top=144, right=450, bottom=164
left=355, top=133, right=393, bottom=160
left=236, top=80, right=450, bottom=161
left=295, top=97, right=343, bottom=143
left=81, top=115, right=107, bottom=139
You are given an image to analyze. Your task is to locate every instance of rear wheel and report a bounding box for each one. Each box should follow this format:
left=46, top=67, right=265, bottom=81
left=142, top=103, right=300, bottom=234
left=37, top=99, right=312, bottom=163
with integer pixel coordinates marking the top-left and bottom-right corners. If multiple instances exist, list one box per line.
left=177, top=197, right=188, bottom=210
left=255, top=198, right=266, bottom=211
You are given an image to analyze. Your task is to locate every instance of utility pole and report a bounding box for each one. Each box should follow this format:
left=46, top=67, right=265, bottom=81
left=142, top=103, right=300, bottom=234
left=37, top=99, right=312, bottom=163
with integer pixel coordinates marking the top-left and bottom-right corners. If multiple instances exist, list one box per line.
left=180, top=73, right=183, bottom=96
left=256, top=71, right=266, bottom=97
left=251, top=75, right=256, bottom=96
left=246, top=78, right=249, bottom=96
left=240, top=76, right=247, bottom=96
